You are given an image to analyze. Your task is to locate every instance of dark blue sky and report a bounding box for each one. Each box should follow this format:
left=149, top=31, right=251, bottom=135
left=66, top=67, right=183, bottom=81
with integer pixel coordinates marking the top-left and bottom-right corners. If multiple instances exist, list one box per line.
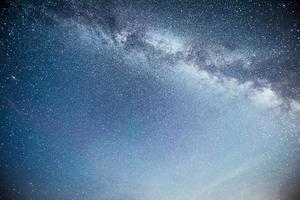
left=1, top=1, right=300, bottom=200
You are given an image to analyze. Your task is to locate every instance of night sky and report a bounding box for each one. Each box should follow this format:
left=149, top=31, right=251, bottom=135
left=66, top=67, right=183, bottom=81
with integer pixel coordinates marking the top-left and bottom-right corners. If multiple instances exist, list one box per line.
left=1, top=0, right=300, bottom=200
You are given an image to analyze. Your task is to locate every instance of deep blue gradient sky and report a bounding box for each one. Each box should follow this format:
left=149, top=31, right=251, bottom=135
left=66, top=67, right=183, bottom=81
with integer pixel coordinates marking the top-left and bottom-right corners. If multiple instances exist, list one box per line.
left=1, top=1, right=300, bottom=200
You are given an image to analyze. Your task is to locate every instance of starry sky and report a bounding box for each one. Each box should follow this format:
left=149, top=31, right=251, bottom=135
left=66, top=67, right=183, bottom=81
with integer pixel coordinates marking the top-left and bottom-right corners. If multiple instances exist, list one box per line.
left=0, top=0, right=300, bottom=200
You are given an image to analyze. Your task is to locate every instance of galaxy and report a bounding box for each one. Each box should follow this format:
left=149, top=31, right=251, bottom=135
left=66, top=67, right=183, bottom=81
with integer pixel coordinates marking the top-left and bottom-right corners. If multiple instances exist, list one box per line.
left=0, top=0, right=300, bottom=200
